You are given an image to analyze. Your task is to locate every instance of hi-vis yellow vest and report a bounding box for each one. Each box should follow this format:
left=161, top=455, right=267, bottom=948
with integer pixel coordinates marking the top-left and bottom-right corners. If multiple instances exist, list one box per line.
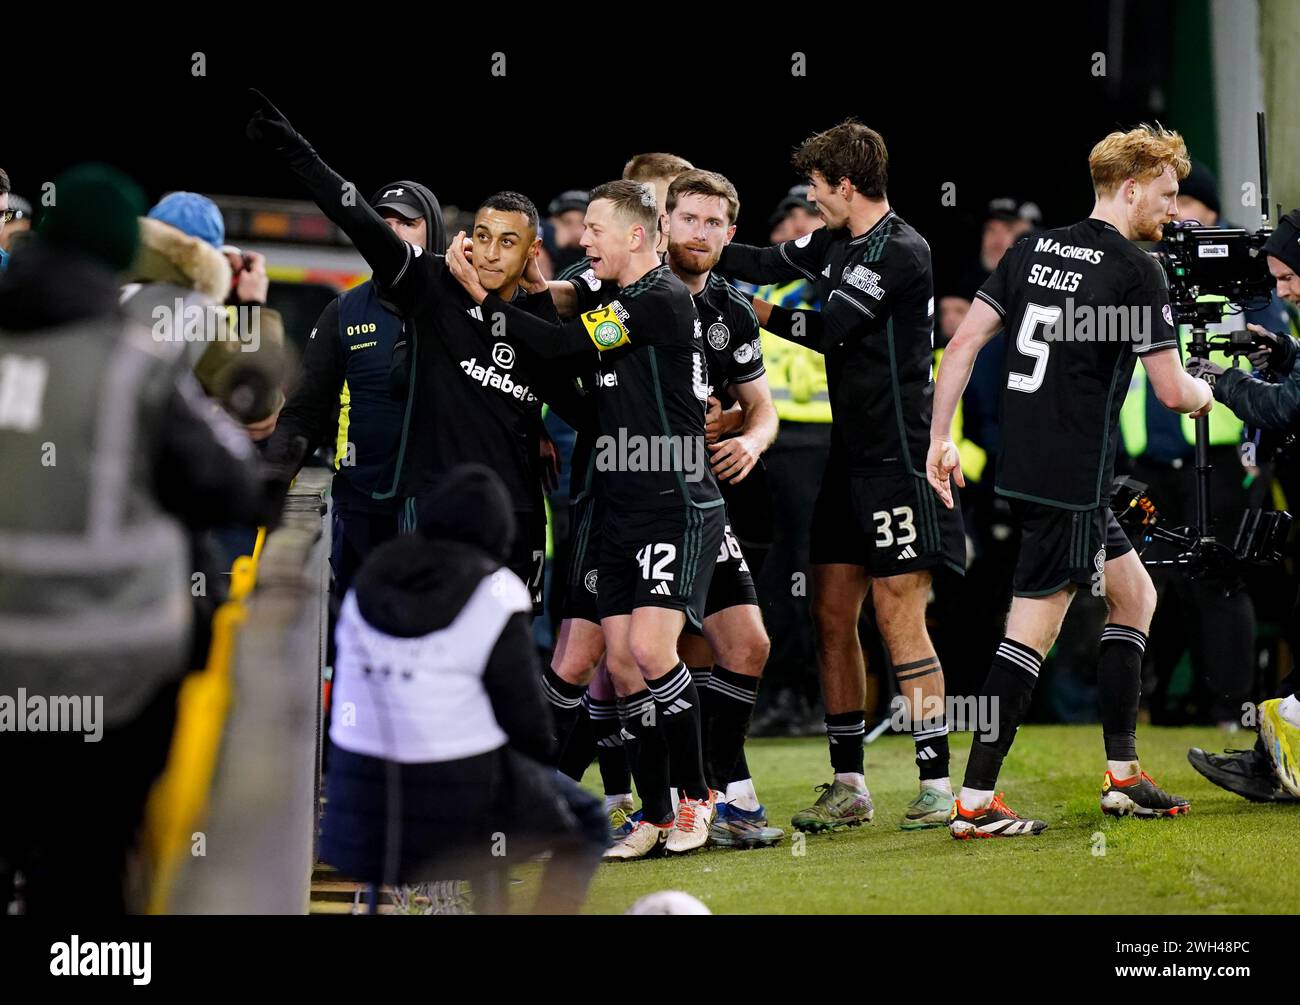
left=755, top=280, right=832, bottom=424
left=1120, top=295, right=1243, bottom=457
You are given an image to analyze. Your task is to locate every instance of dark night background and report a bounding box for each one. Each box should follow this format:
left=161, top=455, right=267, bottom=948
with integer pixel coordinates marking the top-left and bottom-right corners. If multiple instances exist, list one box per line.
left=3, top=4, right=1190, bottom=294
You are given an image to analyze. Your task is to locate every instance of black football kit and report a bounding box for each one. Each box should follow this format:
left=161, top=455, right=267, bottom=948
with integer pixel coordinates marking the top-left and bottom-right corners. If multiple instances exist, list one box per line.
left=976, top=218, right=1178, bottom=596
left=720, top=212, right=965, bottom=577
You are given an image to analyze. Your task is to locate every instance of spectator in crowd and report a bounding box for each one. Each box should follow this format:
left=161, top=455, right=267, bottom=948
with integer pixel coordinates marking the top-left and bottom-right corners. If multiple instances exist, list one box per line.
left=1, top=192, right=32, bottom=255
left=0, top=169, right=11, bottom=271
left=767, top=184, right=820, bottom=244
left=954, top=196, right=1042, bottom=302
left=121, top=193, right=288, bottom=646
left=936, top=294, right=969, bottom=348
left=1173, top=160, right=1223, bottom=226
left=0, top=165, right=278, bottom=915
left=130, top=191, right=289, bottom=441
left=543, top=189, right=589, bottom=277
left=320, top=464, right=607, bottom=913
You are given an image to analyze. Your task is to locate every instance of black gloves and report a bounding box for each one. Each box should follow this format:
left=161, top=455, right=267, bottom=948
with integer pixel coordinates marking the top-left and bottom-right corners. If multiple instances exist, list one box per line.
left=1246, top=325, right=1298, bottom=376
left=246, top=88, right=314, bottom=161
left=1185, top=356, right=1225, bottom=384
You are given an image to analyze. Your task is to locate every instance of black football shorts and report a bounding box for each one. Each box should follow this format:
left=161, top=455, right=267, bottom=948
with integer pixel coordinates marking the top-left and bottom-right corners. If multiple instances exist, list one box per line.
left=1009, top=500, right=1133, bottom=598
left=559, top=494, right=602, bottom=625
left=508, top=508, right=547, bottom=614
left=810, top=455, right=966, bottom=578
left=596, top=504, right=725, bottom=628
left=681, top=517, right=760, bottom=636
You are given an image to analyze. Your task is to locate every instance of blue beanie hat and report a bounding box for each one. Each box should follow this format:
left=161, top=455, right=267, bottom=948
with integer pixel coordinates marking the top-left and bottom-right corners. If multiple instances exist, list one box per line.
left=147, top=191, right=225, bottom=248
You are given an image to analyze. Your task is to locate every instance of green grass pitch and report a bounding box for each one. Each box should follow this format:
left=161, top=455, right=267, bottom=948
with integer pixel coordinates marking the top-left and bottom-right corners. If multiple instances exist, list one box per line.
left=514, top=725, right=1299, bottom=914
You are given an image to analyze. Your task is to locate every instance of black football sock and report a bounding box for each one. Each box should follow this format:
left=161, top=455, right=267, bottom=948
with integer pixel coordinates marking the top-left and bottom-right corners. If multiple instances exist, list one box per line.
left=540, top=666, right=585, bottom=763
left=647, top=662, right=709, bottom=801
left=619, top=690, right=673, bottom=825
left=963, top=639, right=1041, bottom=792
left=703, top=666, right=760, bottom=791
left=589, top=696, right=631, bottom=797
left=895, top=657, right=950, bottom=783
left=557, top=694, right=596, bottom=782
left=689, top=665, right=713, bottom=783
left=825, top=710, right=865, bottom=776
left=1098, top=624, right=1145, bottom=762
left=731, top=747, right=752, bottom=785
left=914, top=719, right=951, bottom=783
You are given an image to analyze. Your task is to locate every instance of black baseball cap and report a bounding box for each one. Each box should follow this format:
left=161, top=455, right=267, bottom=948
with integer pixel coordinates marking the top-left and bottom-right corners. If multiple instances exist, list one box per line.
left=548, top=190, right=589, bottom=216
left=768, top=184, right=815, bottom=226
left=371, top=184, right=425, bottom=221
left=985, top=197, right=1042, bottom=227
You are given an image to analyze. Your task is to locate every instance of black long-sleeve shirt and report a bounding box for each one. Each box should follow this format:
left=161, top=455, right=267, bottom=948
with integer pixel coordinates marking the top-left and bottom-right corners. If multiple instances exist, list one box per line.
left=266, top=140, right=589, bottom=510
left=1217, top=365, right=1300, bottom=431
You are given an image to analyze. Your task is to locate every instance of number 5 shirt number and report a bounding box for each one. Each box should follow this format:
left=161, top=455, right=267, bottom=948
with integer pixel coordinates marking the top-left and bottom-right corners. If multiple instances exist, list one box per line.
left=1007, top=302, right=1060, bottom=394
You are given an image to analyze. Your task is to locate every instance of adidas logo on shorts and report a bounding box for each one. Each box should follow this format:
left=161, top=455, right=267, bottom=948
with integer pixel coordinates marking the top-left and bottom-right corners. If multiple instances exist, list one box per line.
left=651, top=582, right=672, bottom=596
left=897, top=545, right=917, bottom=560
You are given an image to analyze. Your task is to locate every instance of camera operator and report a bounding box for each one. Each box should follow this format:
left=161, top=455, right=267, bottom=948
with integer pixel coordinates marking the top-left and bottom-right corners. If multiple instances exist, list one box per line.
left=1120, top=164, right=1281, bottom=729
left=1185, top=208, right=1300, bottom=800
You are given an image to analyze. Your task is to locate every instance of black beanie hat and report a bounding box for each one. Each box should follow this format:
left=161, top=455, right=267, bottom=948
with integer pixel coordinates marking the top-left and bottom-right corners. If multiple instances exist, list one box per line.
left=416, top=463, right=516, bottom=562
left=1178, top=161, right=1220, bottom=219
left=38, top=164, right=145, bottom=272
left=1263, top=209, right=1300, bottom=276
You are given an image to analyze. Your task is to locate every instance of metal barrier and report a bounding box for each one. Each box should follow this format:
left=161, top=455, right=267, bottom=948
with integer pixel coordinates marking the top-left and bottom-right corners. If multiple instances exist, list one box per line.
left=167, top=469, right=331, bottom=914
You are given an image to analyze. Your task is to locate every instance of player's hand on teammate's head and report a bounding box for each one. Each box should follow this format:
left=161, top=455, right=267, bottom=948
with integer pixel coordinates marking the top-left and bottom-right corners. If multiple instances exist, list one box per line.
left=445, top=230, right=489, bottom=303
left=926, top=437, right=963, bottom=510
left=708, top=435, right=758, bottom=484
